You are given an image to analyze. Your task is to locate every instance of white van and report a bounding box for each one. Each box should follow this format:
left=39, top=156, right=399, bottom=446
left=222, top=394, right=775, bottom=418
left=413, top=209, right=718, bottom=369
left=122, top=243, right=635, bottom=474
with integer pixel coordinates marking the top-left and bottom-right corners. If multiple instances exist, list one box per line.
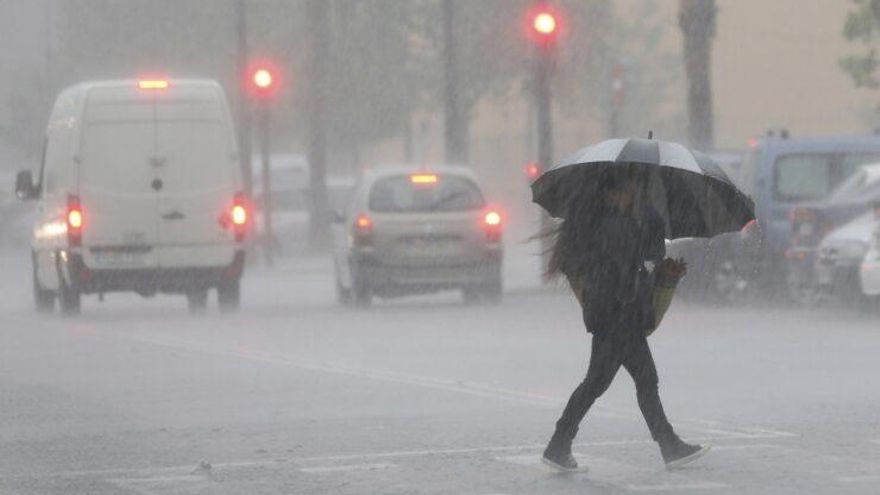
left=16, top=79, right=248, bottom=315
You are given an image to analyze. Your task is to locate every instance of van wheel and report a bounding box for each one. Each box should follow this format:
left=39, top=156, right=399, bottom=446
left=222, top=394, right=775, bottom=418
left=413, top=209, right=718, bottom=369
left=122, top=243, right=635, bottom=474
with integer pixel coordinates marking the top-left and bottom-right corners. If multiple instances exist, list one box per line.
left=59, top=285, right=81, bottom=316
left=217, top=280, right=241, bottom=313
left=481, top=276, right=503, bottom=304
left=33, top=264, right=55, bottom=313
left=461, top=286, right=482, bottom=305
left=186, top=290, right=209, bottom=314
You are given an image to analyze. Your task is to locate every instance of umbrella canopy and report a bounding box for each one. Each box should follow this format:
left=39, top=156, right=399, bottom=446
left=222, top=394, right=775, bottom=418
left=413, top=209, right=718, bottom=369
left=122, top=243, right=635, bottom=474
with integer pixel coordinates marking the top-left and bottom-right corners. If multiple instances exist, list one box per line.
left=531, top=137, right=755, bottom=239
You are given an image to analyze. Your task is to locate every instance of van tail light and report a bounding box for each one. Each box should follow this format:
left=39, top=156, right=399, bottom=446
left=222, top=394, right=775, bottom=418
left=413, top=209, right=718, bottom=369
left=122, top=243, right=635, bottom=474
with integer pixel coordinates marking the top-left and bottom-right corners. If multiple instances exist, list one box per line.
left=219, top=193, right=249, bottom=241
left=232, top=192, right=248, bottom=242
left=482, top=208, right=503, bottom=243
left=353, top=213, right=373, bottom=246
left=67, top=195, right=83, bottom=247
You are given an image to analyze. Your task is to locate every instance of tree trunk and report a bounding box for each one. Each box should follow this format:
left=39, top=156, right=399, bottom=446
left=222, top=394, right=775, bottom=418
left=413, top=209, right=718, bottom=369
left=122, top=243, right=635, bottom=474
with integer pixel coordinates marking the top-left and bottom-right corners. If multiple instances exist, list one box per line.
left=306, top=0, right=331, bottom=251
left=443, top=0, right=467, bottom=164
left=679, top=0, right=716, bottom=151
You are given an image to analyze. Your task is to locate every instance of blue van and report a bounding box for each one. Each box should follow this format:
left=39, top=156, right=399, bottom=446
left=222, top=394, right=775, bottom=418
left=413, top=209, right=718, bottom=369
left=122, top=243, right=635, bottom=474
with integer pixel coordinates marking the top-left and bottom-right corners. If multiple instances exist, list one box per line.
left=732, top=134, right=880, bottom=298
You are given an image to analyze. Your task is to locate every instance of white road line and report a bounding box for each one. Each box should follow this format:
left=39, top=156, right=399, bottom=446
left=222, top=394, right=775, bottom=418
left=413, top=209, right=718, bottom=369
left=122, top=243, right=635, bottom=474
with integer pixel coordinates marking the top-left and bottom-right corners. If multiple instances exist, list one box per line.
left=299, top=462, right=397, bottom=474
left=838, top=474, right=880, bottom=483
left=624, top=482, right=729, bottom=491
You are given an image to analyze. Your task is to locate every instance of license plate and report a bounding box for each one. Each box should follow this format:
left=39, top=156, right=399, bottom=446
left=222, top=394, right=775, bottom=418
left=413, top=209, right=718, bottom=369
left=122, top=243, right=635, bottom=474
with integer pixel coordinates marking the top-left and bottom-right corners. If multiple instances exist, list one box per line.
left=94, top=251, right=147, bottom=266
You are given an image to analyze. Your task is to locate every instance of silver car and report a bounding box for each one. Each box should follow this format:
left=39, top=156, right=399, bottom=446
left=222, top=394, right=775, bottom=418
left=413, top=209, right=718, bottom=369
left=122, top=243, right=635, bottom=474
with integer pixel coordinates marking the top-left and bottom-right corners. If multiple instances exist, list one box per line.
left=331, top=166, right=503, bottom=306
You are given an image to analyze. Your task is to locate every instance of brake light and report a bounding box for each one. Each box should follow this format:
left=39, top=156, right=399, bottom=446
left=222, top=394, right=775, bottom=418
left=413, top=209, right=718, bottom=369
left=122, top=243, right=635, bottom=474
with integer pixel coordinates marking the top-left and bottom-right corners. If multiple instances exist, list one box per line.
left=484, top=211, right=502, bottom=227
left=232, top=205, right=247, bottom=226
left=68, top=209, right=83, bottom=229
left=138, top=79, right=169, bottom=90
left=482, top=208, right=503, bottom=243
left=67, top=195, right=83, bottom=247
left=410, top=174, right=438, bottom=185
left=355, top=213, right=373, bottom=233
left=231, top=192, right=248, bottom=242
left=353, top=213, right=373, bottom=246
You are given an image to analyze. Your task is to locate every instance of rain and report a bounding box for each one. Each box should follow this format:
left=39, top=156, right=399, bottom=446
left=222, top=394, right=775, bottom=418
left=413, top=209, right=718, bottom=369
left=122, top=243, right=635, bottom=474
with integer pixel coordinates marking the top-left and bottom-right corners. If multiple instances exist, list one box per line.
left=1, top=1, right=880, bottom=494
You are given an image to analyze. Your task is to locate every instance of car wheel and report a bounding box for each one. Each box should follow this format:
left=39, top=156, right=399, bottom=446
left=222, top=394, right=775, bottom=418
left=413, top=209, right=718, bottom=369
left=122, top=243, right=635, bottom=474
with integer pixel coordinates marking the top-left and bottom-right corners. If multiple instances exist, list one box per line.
left=59, top=284, right=81, bottom=316
left=186, top=289, right=209, bottom=314
left=33, top=261, right=55, bottom=314
left=217, top=280, right=241, bottom=313
left=785, top=264, right=822, bottom=307
left=335, top=275, right=353, bottom=306
left=351, top=263, right=372, bottom=307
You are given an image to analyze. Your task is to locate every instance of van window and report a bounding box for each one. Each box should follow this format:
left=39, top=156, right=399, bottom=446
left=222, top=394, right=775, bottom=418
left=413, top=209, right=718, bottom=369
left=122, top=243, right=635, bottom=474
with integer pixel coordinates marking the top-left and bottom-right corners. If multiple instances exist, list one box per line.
left=774, top=155, right=831, bottom=201
left=369, top=175, right=485, bottom=213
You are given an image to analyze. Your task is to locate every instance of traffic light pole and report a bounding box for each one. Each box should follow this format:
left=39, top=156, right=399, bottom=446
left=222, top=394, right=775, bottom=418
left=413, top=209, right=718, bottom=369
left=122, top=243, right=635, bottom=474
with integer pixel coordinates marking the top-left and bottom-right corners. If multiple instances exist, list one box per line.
left=258, top=105, right=273, bottom=267
left=235, top=0, right=253, bottom=197
left=535, top=43, right=555, bottom=269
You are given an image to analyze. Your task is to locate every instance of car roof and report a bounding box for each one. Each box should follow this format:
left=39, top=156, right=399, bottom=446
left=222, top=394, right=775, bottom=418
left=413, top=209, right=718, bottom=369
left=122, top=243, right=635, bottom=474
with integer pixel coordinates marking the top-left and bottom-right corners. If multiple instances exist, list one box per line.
left=755, top=134, right=880, bottom=156
left=362, top=164, right=480, bottom=183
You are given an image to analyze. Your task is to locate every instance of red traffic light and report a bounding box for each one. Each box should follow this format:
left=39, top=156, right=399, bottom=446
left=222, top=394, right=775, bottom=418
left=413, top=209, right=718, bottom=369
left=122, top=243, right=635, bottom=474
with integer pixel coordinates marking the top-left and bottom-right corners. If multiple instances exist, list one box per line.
left=526, top=4, right=561, bottom=45
left=253, top=68, right=273, bottom=89
left=533, top=12, right=556, bottom=35
left=245, top=60, right=281, bottom=100
left=526, top=162, right=543, bottom=181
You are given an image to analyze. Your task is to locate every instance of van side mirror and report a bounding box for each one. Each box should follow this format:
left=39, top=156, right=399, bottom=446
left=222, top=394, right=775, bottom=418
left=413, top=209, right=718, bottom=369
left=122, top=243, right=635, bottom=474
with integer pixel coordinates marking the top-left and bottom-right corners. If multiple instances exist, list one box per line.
left=15, top=170, right=38, bottom=200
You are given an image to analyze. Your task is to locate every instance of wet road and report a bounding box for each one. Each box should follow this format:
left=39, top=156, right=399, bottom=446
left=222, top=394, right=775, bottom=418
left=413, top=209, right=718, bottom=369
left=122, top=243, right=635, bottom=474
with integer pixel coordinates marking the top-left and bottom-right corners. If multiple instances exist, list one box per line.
left=1, top=250, right=880, bottom=494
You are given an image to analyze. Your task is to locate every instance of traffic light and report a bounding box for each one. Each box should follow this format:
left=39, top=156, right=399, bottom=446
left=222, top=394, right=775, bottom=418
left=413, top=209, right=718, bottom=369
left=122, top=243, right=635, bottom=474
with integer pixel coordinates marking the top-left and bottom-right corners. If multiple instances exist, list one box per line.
left=525, top=162, right=543, bottom=181
left=245, top=60, right=281, bottom=101
left=526, top=4, right=560, bottom=47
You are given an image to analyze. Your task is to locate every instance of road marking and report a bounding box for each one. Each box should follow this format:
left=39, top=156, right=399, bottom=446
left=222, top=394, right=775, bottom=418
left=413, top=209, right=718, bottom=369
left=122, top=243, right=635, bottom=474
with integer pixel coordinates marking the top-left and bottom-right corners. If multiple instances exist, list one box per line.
left=838, top=474, right=880, bottom=483
left=624, top=482, right=729, bottom=491
left=3, top=313, right=798, bottom=444
left=299, top=462, right=397, bottom=474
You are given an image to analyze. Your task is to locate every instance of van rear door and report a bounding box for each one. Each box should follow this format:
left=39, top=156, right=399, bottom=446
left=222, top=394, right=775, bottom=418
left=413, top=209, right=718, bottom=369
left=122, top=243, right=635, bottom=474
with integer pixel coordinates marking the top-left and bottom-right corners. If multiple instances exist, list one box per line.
left=79, top=100, right=160, bottom=270
left=154, top=96, right=238, bottom=268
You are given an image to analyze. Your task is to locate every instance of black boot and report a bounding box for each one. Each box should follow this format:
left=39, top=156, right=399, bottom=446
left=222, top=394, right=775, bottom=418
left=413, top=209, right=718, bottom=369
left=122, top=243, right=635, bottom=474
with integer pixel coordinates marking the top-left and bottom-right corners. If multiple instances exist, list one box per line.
left=660, top=438, right=711, bottom=469
left=541, top=429, right=581, bottom=472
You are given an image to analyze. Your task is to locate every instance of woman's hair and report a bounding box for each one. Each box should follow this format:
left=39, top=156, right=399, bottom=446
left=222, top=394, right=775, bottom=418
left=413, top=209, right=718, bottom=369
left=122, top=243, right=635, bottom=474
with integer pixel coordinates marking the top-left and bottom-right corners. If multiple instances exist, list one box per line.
left=542, top=166, right=639, bottom=280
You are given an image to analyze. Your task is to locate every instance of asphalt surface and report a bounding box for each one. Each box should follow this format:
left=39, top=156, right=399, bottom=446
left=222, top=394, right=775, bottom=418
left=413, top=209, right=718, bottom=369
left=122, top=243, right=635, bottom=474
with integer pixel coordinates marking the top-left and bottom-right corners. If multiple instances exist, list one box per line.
left=1, top=249, right=880, bottom=494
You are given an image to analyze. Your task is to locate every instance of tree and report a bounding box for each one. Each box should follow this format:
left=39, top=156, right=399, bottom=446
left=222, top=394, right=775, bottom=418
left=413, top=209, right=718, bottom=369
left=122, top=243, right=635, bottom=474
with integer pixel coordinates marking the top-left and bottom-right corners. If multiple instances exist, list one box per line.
left=679, top=0, right=716, bottom=151
left=841, top=0, right=880, bottom=90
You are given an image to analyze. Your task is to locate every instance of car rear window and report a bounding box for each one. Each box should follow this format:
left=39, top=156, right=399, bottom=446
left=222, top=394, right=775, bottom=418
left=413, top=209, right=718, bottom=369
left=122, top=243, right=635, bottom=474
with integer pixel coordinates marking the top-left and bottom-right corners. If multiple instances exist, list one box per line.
left=368, top=174, right=485, bottom=213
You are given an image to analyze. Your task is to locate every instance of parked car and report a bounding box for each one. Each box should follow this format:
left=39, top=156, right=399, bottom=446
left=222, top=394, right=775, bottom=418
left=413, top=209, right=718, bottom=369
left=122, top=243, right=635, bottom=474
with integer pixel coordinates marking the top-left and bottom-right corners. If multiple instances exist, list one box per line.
left=16, top=78, right=247, bottom=315
left=815, top=211, right=876, bottom=305
left=859, top=212, right=880, bottom=305
left=724, top=133, right=880, bottom=301
left=331, top=166, right=503, bottom=306
left=787, top=163, right=880, bottom=303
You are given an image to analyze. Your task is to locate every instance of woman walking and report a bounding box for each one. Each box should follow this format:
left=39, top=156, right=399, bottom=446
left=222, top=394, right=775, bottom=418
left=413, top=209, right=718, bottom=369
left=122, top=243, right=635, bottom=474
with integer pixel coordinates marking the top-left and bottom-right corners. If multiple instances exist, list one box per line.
left=541, top=167, right=710, bottom=472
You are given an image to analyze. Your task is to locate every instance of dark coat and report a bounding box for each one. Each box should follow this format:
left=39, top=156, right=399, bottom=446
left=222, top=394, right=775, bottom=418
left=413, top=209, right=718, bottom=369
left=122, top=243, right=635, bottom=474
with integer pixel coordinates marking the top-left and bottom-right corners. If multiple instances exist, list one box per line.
left=561, top=204, right=666, bottom=336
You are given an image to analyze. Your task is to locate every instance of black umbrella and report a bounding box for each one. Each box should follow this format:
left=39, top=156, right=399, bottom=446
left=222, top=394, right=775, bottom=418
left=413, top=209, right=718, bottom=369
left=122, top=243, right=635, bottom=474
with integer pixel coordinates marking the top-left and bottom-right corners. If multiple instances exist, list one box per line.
left=531, top=137, right=755, bottom=239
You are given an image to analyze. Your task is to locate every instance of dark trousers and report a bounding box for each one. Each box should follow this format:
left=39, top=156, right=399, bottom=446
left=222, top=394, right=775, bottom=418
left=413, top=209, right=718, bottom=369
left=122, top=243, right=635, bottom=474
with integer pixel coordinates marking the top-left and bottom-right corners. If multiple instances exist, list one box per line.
left=553, top=330, right=678, bottom=446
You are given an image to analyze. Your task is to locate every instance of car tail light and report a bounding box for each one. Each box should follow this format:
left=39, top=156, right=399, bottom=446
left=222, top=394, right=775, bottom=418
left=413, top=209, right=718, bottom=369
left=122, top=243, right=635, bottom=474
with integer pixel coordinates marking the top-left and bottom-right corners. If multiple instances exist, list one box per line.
left=67, top=195, right=83, bottom=247
left=482, top=208, right=503, bottom=243
left=353, top=213, right=373, bottom=246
